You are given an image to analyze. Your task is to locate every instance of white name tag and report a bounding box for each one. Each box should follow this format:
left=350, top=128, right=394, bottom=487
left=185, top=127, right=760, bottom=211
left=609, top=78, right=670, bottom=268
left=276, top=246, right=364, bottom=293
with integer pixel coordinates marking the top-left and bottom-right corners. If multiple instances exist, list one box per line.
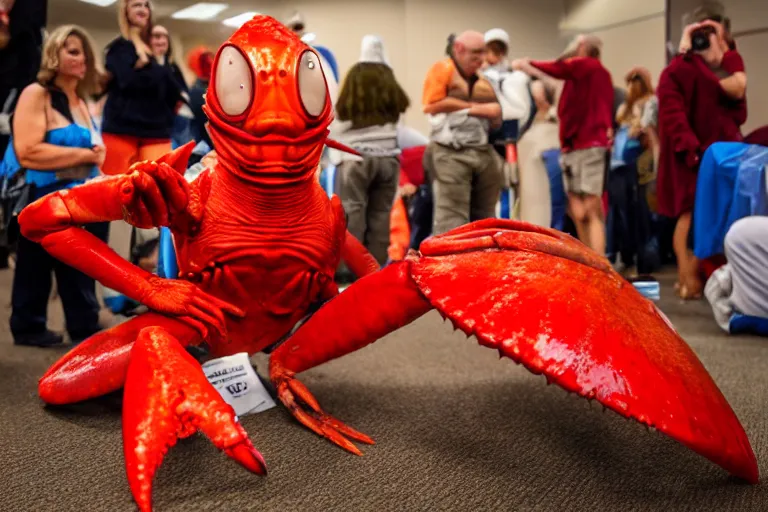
left=202, top=352, right=277, bottom=417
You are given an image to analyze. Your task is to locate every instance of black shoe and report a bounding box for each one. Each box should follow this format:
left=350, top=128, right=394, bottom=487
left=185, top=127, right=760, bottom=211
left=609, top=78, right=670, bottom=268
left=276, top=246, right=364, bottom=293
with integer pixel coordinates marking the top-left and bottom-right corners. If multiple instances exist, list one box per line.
left=13, top=330, right=64, bottom=347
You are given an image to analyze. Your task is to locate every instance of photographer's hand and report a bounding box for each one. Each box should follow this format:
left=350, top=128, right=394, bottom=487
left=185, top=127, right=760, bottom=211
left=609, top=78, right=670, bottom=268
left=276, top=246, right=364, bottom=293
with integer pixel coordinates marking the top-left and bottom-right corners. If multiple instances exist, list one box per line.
left=697, top=20, right=729, bottom=53
left=678, top=23, right=699, bottom=54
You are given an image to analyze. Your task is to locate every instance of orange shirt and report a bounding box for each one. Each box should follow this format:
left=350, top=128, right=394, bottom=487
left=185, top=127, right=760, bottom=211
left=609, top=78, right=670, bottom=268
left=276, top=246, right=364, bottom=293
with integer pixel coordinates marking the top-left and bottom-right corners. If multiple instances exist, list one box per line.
left=422, top=58, right=497, bottom=109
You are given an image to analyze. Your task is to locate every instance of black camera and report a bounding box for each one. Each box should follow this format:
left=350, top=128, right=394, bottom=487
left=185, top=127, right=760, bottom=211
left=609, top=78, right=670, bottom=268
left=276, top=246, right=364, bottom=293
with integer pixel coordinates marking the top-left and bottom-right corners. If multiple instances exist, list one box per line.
left=691, top=25, right=716, bottom=51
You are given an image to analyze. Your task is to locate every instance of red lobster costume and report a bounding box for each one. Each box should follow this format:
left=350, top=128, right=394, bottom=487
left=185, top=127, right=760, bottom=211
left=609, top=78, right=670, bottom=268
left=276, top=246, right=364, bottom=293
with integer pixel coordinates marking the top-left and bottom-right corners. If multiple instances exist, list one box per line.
left=18, top=15, right=757, bottom=512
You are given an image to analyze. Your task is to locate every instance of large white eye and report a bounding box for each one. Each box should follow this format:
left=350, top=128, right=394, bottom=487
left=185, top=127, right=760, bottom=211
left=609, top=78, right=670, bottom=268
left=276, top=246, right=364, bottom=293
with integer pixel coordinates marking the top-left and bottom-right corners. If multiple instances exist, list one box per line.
left=297, top=50, right=327, bottom=117
left=215, top=46, right=252, bottom=118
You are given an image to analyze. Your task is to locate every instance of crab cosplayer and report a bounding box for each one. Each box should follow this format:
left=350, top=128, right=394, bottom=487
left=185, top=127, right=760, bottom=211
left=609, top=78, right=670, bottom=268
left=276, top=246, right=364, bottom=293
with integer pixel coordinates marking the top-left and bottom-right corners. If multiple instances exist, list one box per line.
left=19, top=15, right=757, bottom=512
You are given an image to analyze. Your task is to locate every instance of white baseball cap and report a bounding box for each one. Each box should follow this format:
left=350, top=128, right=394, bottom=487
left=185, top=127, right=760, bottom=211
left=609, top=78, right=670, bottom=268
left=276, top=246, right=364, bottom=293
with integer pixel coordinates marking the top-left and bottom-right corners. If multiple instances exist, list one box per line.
left=484, top=28, right=510, bottom=46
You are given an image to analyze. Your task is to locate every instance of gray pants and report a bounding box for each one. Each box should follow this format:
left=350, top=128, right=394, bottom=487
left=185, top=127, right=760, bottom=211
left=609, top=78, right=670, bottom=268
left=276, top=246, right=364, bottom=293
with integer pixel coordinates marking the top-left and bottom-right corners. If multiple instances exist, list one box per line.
left=335, top=156, right=400, bottom=266
left=724, top=215, right=768, bottom=319
left=428, top=142, right=504, bottom=235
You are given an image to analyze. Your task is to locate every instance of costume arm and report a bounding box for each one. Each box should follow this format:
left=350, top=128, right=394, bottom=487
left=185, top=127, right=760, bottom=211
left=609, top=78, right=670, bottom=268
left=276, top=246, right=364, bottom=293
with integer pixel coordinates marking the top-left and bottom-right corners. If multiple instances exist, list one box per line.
left=657, top=68, right=700, bottom=165
left=12, top=85, right=98, bottom=170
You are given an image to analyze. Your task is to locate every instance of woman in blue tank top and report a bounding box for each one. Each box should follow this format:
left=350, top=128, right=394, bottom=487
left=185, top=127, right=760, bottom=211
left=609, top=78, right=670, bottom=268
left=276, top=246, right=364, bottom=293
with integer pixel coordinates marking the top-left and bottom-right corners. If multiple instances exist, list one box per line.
left=1, top=25, right=108, bottom=347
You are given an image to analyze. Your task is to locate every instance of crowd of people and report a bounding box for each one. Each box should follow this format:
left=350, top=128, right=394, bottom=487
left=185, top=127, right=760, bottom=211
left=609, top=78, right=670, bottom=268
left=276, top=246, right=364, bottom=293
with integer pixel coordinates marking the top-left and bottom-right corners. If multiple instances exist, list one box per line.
left=0, top=0, right=766, bottom=348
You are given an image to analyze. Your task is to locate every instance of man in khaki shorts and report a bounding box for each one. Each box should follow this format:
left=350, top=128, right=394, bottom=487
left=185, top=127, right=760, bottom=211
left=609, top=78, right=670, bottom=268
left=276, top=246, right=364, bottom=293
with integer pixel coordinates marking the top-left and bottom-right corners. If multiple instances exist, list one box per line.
left=514, top=34, right=613, bottom=255
left=561, top=146, right=609, bottom=198
left=422, top=30, right=504, bottom=235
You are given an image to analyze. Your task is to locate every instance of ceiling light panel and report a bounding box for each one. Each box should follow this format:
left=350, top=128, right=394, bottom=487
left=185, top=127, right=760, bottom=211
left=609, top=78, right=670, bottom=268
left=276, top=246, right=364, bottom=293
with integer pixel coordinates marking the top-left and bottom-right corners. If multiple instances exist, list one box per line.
left=78, top=0, right=117, bottom=6
left=222, top=11, right=260, bottom=28
left=171, top=3, right=229, bottom=21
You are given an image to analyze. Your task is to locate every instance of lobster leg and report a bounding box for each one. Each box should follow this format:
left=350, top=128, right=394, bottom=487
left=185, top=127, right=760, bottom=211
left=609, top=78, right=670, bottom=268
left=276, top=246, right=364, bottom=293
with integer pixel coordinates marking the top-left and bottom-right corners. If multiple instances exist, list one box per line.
left=124, top=326, right=266, bottom=512
left=38, top=313, right=199, bottom=405
left=330, top=194, right=380, bottom=279
left=269, top=262, right=432, bottom=453
left=342, top=230, right=380, bottom=278
left=271, top=218, right=759, bottom=484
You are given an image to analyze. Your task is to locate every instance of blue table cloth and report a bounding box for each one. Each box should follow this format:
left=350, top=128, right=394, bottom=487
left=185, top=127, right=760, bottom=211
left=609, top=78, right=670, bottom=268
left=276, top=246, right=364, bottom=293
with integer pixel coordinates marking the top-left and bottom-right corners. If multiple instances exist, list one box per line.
left=693, top=142, right=768, bottom=260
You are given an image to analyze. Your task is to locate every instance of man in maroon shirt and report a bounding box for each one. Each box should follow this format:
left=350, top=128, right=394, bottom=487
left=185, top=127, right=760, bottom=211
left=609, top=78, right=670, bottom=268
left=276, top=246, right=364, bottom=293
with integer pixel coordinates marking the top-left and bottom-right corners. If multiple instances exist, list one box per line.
left=512, top=35, right=614, bottom=256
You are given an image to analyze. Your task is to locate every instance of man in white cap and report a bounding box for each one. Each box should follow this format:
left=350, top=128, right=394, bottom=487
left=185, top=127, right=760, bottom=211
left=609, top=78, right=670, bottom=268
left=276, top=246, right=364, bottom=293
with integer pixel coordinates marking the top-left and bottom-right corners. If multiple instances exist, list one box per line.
left=482, top=29, right=531, bottom=146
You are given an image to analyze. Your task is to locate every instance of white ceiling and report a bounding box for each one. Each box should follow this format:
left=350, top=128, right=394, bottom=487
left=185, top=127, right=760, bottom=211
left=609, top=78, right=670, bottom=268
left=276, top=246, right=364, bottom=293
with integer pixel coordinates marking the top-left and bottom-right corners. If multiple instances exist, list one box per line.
left=48, top=0, right=300, bottom=40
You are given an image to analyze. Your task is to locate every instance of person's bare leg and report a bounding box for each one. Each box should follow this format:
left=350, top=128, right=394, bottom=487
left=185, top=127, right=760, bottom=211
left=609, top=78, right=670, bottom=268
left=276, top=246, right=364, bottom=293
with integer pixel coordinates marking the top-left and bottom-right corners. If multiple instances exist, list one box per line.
left=584, top=194, right=606, bottom=257
left=673, top=212, right=702, bottom=299
left=567, top=193, right=591, bottom=248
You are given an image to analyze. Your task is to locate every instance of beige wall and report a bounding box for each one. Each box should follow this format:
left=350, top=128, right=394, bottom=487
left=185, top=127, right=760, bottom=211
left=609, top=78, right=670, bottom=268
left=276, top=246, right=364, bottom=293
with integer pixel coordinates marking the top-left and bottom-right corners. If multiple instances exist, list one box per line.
left=732, top=31, right=768, bottom=134
left=591, top=16, right=666, bottom=87
left=562, top=0, right=666, bottom=87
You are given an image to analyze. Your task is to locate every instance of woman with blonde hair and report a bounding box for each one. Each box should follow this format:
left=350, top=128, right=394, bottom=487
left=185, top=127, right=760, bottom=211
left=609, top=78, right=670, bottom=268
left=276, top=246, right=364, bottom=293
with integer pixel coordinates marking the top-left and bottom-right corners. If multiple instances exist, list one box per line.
left=101, top=0, right=182, bottom=176
left=606, top=67, right=657, bottom=276
left=615, top=67, right=654, bottom=139
left=0, top=24, right=108, bottom=346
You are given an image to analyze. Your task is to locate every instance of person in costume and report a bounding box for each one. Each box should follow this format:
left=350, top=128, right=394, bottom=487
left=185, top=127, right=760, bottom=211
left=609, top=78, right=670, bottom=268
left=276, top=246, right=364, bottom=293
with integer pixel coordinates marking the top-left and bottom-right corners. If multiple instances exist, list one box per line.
left=331, top=35, right=410, bottom=268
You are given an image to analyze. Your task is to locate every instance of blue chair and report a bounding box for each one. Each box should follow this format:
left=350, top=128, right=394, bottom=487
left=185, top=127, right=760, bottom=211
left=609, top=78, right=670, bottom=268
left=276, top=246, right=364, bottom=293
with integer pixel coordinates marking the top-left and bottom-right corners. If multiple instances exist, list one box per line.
left=157, top=227, right=178, bottom=279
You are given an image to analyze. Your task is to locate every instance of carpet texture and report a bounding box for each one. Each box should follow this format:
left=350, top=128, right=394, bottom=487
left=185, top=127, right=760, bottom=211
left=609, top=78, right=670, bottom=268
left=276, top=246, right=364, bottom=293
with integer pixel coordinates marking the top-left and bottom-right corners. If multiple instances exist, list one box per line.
left=1, top=268, right=767, bottom=511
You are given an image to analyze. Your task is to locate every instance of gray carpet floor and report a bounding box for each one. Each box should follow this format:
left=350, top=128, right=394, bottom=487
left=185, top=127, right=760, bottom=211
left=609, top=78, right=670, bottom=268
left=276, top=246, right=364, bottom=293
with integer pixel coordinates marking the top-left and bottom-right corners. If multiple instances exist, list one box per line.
left=1, top=267, right=767, bottom=511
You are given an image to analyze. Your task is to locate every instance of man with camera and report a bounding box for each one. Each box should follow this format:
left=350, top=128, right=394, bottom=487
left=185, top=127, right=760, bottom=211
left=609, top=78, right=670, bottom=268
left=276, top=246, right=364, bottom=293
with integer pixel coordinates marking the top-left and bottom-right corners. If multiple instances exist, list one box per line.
left=656, top=5, right=747, bottom=300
